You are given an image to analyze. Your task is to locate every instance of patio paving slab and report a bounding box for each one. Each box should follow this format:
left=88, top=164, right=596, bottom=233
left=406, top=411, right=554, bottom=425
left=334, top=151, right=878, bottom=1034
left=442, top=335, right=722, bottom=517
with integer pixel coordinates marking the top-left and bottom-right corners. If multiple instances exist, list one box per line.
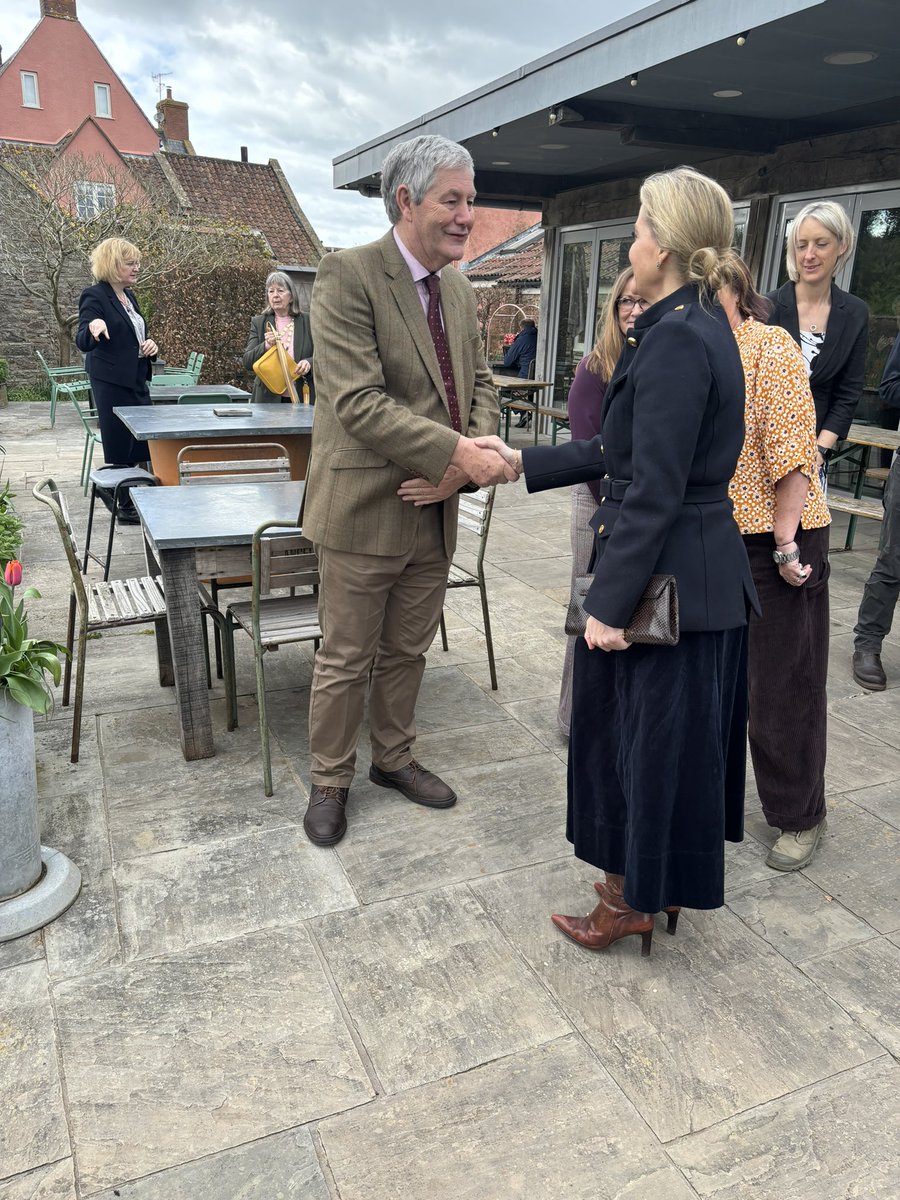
left=668, top=1056, right=900, bottom=1199
left=114, top=825, right=357, bottom=961
left=53, top=928, right=373, bottom=1194
left=89, top=1127, right=330, bottom=1200
left=319, top=1036, right=697, bottom=1200
left=471, top=859, right=881, bottom=1142
left=0, top=1158, right=76, bottom=1199
left=312, top=883, right=569, bottom=1093
left=0, top=963, right=69, bottom=1182
left=800, top=935, right=900, bottom=1056
left=725, top=871, right=875, bottom=963
left=334, top=753, right=569, bottom=904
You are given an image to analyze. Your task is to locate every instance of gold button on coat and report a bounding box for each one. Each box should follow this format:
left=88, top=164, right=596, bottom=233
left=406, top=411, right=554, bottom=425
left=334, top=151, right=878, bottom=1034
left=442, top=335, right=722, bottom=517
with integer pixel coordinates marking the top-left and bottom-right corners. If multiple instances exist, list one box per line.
left=626, top=336, right=638, bottom=346
left=597, top=524, right=605, bottom=534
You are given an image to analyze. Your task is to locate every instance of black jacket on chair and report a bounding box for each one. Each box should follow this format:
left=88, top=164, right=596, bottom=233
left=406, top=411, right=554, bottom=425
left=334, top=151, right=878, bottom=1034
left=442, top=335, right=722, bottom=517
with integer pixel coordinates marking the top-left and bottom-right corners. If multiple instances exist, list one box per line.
left=75, top=281, right=154, bottom=389
left=765, top=281, right=868, bottom=440
left=523, top=283, right=758, bottom=633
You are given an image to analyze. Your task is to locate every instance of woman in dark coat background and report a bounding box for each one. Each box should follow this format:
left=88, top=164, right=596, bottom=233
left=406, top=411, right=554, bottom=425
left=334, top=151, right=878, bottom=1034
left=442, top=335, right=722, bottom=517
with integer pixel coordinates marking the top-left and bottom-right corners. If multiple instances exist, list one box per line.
left=75, top=236, right=157, bottom=473
left=480, top=167, right=758, bottom=957
left=557, top=267, right=646, bottom=737
left=766, top=200, right=868, bottom=481
left=242, top=271, right=314, bottom=403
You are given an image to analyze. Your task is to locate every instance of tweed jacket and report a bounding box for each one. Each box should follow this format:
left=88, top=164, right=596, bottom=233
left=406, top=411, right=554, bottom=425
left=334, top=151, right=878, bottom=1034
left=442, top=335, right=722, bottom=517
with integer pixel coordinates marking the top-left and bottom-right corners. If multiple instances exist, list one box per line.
left=766, top=281, right=869, bottom=440
left=242, top=311, right=315, bottom=403
left=304, top=230, right=499, bottom=557
left=75, top=281, right=154, bottom=389
left=523, top=284, right=758, bottom=632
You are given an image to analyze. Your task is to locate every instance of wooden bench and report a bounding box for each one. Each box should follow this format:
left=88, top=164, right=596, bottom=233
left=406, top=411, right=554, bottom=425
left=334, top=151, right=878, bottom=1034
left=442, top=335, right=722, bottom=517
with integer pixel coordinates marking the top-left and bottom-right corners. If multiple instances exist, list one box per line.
left=827, top=491, right=884, bottom=523
left=499, top=400, right=570, bottom=444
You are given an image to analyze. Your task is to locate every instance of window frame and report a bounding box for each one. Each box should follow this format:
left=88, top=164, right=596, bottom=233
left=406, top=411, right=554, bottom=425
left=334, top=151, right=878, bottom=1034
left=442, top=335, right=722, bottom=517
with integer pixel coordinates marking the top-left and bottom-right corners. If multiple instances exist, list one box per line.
left=20, top=71, right=40, bottom=108
left=74, top=180, right=117, bottom=221
left=94, top=83, right=112, bottom=119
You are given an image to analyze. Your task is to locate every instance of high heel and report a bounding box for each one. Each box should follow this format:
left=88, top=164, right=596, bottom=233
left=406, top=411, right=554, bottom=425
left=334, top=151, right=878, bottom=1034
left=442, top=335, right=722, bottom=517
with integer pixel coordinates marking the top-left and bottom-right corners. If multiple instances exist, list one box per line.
left=551, top=889, right=654, bottom=955
left=593, top=880, right=680, bottom=935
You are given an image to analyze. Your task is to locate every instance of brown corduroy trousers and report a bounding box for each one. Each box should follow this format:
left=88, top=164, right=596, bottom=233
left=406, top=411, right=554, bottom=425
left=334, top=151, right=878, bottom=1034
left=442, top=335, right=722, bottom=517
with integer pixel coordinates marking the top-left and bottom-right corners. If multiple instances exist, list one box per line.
left=744, top=525, right=831, bottom=832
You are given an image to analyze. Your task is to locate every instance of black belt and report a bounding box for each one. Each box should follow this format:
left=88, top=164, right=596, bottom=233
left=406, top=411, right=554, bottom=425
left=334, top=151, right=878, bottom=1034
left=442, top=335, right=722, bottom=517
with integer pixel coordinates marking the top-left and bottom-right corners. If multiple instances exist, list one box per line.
left=596, top=478, right=730, bottom=503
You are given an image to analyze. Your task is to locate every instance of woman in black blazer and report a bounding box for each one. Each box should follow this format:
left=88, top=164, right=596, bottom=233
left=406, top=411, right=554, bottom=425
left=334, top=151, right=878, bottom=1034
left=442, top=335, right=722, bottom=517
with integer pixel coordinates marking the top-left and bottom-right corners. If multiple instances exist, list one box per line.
left=242, top=271, right=314, bottom=403
left=75, top=238, right=157, bottom=477
left=481, top=168, right=758, bottom=956
left=766, top=201, right=868, bottom=475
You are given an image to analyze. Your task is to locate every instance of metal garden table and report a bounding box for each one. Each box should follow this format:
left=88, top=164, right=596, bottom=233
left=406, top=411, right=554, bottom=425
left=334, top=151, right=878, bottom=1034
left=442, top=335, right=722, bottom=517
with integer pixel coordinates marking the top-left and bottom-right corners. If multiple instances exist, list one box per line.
left=131, top=480, right=305, bottom=760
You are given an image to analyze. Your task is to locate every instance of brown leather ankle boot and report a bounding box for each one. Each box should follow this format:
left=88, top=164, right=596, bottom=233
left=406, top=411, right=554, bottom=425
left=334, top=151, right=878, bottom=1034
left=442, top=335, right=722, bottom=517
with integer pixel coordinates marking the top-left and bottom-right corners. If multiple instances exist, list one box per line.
left=551, top=889, right=654, bottom=956
left=592, top=880, right=681, bottom=934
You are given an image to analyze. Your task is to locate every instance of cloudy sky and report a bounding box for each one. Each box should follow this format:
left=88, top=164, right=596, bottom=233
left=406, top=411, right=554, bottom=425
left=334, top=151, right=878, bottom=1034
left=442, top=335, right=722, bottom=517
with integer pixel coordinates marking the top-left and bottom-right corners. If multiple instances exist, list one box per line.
left=1, top=0, right=650, bottom=246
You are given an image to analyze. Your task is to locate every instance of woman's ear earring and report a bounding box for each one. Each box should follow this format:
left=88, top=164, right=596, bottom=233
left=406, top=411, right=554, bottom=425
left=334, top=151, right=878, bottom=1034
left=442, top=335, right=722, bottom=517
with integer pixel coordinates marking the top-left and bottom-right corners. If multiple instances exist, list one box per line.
left=656, top=260, right=663, bottom=271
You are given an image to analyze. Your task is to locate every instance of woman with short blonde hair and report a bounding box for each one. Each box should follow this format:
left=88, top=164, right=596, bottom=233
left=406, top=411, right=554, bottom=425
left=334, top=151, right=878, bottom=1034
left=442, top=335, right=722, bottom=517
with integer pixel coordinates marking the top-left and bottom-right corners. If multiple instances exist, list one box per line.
left=767, top=198, right=868, bottom=477
left=75, top=238, right=158, bottom=508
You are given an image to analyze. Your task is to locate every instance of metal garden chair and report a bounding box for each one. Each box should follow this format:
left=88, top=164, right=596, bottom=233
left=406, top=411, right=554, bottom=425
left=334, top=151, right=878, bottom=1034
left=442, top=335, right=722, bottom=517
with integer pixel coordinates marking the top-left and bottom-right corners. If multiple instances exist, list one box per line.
left=57, top=378, right=102, bottom=493
left=35, top=350, right=87, bottom=427
left=221, top=522, right=321, bottom=795
left=439, top=486, right=499, bottom=690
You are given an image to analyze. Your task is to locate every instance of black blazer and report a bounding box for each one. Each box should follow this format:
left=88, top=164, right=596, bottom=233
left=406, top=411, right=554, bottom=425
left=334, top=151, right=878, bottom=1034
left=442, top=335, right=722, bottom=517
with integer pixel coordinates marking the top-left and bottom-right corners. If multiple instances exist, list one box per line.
left=242, top=311, right=315, bottom=403
left=523, top=284, right=758, bottom=632
left=765, top=281, right=868, bottom=440
left=75, top=281, right=154, bottom=390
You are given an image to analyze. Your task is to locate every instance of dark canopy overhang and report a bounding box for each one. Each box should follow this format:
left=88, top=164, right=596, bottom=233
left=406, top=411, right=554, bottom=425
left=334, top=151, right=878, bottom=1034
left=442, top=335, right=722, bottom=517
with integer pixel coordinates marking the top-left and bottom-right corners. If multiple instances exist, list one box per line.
left=334, top=0, right=899, bottom=208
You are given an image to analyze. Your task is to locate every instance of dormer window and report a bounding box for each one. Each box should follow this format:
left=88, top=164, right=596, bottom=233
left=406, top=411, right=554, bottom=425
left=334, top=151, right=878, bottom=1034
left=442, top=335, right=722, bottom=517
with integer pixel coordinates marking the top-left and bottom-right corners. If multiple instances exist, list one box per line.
left=21, top=72, right=40, bottom=108
left=95, top=83, right=112, bottom=118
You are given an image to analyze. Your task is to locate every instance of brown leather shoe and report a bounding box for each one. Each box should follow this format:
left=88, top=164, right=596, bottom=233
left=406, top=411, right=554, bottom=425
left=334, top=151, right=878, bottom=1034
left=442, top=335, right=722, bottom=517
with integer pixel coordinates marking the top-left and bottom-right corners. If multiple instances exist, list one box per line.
left=552, top=889, right=654, bottom=955
left=592, top=880, right=680, bottom=934
left=852, top=650, right=887, bottom=691
left=303, top=785, right=349, bottom=846
left=369, top=759, right=457, bottom=808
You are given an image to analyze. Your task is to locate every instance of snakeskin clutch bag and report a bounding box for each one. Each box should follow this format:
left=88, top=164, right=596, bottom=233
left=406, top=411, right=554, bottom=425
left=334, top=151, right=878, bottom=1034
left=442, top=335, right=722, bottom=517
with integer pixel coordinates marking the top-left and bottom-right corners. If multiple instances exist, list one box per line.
left=565, top=574, right=679, bottom=645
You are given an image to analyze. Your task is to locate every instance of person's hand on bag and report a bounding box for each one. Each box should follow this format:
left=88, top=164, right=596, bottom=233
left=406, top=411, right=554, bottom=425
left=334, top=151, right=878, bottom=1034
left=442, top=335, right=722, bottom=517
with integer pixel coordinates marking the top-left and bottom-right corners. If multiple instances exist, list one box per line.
left=585, top=615, right=630, bottom=652
left=292, top=359, right=311, bottom=378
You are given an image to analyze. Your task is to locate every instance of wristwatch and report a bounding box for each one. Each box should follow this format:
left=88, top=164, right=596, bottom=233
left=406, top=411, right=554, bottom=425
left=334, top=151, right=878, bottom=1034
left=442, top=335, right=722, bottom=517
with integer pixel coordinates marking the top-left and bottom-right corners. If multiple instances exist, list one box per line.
left=816, top=444, right=833, bottom=462
left=772, top=546, right=800, bottom=564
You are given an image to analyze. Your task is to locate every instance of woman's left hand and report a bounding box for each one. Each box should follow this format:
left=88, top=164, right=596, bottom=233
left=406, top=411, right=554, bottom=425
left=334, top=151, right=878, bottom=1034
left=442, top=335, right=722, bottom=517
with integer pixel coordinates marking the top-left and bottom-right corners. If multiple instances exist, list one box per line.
left=293, top=359, right=311, bottom=378
left=585, top=615, right=630, bottom=651
left=140, top=339, right=158, bottom=358
left=779, top=559, right=811, bottom=587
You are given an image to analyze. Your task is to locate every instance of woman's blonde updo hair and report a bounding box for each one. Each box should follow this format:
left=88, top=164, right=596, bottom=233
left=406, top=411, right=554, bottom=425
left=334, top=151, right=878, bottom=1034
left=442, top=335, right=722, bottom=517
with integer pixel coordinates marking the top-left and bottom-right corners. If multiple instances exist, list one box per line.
left=89, top=237, right=141, bottom=285
left=640, top=166, right=737, bottom=294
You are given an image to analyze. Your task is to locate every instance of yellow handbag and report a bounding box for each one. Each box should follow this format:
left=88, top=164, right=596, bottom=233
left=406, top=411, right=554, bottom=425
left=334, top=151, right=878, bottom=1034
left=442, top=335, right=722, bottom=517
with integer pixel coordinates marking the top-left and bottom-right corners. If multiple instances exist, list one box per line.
left=252, top=321, right=301, bottom=403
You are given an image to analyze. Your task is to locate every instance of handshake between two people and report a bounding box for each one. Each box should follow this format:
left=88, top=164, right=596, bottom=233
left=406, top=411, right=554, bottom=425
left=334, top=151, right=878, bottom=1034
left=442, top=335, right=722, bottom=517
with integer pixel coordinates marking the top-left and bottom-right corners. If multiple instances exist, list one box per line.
left=397, top=435, right=521, bottom=506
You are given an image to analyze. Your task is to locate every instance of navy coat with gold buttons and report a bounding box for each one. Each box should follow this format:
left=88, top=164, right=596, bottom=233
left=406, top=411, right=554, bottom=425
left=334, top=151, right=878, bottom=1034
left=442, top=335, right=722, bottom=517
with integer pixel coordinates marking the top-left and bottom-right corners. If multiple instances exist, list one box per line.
left=523, top=283, right=758, bottom=632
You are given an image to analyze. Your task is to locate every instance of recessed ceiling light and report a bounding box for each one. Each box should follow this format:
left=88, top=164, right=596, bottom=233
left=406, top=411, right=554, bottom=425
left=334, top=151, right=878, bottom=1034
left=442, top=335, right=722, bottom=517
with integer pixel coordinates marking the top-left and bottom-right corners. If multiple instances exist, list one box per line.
left=491, top=160, right=511, bottom=166
left=540, top=143, right=568, bottom=150
left=824, top=50, right=877, bottom=65
left=713, top=89, right=743, bottom=98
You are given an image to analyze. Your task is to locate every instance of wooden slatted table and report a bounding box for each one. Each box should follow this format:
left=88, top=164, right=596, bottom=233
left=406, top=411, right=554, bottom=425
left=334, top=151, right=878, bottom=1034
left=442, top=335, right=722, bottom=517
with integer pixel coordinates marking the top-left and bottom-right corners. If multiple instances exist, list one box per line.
left=828, top=423, right=900, bottom=549
left=131, top=480, right=305, bottom=761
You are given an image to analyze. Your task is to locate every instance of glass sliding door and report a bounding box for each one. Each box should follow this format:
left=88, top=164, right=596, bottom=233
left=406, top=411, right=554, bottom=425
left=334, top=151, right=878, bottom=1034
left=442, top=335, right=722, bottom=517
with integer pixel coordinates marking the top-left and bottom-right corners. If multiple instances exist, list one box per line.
left=846, top=189, right=900, bottom=432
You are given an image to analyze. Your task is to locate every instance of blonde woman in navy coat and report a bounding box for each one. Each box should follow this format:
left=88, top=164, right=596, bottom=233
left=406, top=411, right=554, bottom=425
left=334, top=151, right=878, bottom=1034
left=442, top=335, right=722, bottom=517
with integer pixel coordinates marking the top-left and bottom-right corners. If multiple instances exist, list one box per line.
left=76, top=237, right=157, bottom=470
left=481, top=167, right=758, bottom=956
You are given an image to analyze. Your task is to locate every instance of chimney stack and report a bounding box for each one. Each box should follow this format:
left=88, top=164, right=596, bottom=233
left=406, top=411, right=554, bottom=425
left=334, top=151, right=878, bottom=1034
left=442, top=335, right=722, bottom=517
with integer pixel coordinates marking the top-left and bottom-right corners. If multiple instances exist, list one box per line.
left=240, top=146, right=249, bottom=162
left=40, top=0, right=78, bottom=18
left=156, top=88, right=190, bottom=147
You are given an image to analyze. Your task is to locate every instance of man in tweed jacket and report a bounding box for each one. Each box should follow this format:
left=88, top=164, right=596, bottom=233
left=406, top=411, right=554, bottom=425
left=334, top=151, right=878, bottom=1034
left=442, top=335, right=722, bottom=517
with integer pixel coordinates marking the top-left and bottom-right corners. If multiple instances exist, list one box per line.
left=303, top=134, right=511, bottom=846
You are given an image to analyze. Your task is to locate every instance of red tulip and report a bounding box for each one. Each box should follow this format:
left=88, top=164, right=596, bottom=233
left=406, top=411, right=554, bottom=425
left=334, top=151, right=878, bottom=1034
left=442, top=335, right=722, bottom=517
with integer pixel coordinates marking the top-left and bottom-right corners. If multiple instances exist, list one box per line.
left=3, top=559, right=22, bottom=586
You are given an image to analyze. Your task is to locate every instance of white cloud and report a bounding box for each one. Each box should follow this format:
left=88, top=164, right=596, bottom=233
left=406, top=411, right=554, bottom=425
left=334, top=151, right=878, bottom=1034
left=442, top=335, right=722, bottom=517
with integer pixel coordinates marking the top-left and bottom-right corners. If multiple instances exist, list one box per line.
left=0, top=0, right=650, bottom=246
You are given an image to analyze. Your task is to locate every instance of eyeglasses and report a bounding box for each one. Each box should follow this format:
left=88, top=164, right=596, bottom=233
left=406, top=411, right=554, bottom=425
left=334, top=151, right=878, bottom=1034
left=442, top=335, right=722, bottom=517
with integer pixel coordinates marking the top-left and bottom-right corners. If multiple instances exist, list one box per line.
left=616, top=296, right=648, bottom=311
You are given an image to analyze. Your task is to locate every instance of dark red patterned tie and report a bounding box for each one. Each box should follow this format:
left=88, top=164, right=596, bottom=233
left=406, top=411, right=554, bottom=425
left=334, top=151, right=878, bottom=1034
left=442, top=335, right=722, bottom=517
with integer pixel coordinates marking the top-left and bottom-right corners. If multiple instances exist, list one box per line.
left=424, top=274, right=461, bottom=432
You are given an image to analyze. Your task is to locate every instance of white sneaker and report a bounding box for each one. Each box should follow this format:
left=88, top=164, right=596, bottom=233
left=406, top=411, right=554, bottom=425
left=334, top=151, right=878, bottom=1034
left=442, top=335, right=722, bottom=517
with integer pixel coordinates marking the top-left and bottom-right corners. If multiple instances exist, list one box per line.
left=766, top=820, right=827, bottom=872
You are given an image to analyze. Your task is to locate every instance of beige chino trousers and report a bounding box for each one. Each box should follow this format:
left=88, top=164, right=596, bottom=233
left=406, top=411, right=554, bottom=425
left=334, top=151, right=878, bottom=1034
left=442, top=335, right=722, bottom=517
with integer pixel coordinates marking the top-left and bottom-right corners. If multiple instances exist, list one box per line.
left=308, top=504, right=449, bottom=787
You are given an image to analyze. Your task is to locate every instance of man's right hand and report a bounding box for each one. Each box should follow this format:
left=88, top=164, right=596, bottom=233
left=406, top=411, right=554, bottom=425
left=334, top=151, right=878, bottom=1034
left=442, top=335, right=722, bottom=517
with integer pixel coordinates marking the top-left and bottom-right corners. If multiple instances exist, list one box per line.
left=450, top=436, right=518, bottom=486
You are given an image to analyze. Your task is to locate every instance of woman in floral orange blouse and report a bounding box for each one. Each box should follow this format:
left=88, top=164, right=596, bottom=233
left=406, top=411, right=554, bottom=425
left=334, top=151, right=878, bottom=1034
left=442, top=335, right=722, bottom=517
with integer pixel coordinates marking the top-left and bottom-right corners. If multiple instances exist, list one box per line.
left=722, top=257, right=831, bottom=873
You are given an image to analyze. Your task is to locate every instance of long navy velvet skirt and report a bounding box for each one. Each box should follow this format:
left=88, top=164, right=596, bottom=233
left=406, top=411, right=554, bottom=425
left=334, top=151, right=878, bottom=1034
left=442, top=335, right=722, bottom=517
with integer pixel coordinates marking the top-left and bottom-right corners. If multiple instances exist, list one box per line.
left=567, top=626, right=748, bottom=913
left=89, top=376, right=151, bottom=466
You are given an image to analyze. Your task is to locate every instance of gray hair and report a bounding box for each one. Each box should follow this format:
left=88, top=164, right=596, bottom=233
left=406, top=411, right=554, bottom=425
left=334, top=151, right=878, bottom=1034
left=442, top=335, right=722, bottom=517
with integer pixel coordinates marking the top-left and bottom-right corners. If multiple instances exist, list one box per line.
left=263, top=270, right=302, bottom=317
left=381, top=135, right=474, bottom=225
left=785, top=201, right=855, bottom=282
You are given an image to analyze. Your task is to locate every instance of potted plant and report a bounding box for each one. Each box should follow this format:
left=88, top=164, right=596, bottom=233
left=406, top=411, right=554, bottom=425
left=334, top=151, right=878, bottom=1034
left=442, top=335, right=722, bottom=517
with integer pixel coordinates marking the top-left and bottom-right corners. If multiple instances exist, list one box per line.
left=0, top=557, right=81, bottom=941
